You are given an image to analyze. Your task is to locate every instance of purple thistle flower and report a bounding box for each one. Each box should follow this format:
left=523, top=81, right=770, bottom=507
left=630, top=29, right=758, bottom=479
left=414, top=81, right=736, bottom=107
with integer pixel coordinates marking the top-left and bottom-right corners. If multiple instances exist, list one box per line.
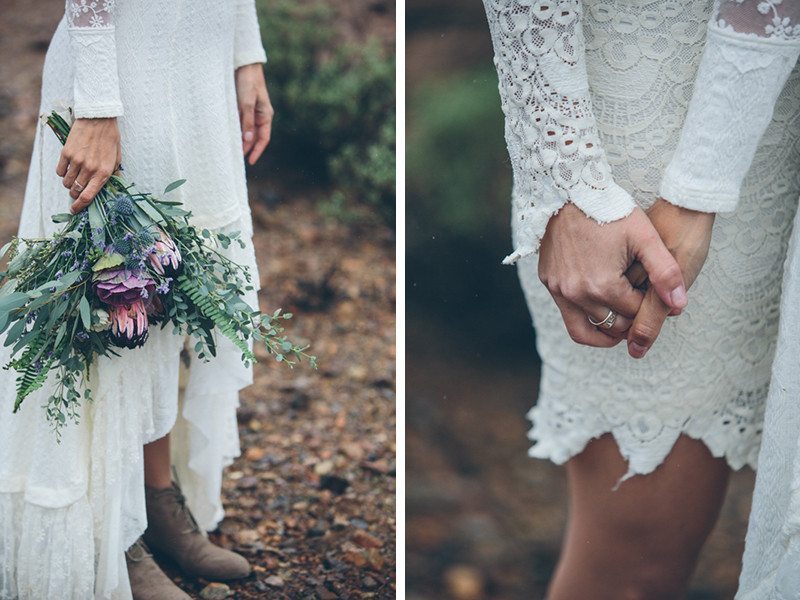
left=93, top=268, right=156, bottom=307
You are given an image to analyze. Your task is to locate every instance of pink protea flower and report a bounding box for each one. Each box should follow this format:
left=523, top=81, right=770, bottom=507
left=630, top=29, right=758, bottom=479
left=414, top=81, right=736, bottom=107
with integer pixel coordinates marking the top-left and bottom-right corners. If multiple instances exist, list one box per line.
left=109, top=301, right=149, bottom=349
left=93, top=268, right=156, bottom=307
left=149, top=230, right=182, bottom=276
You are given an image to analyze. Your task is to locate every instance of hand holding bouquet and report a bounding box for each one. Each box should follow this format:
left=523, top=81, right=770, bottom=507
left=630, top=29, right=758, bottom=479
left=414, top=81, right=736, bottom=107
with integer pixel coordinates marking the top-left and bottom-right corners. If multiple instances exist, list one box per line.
left=0, top=112, right=315, bottom=434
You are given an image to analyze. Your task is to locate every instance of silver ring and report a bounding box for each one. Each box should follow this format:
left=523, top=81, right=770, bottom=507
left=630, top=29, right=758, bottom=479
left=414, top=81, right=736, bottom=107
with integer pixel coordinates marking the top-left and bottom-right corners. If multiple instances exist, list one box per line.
left=588, top=309, right=617, bottom=330
left=73, top=182, right=85, bottom=192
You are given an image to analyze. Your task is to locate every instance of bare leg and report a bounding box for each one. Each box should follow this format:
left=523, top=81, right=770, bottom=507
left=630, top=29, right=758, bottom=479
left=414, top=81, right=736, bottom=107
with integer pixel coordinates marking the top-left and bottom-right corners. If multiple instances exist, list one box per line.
left=143, top=433, right=173, bottom=490
left=547, top=434, right=731, bottom=600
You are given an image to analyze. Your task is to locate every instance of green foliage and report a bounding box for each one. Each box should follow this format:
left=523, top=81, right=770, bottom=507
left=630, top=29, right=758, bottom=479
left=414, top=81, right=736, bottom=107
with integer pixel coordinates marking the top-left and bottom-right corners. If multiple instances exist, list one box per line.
left=407, top=67, right=511, bottom=247
left=177, top=274, right=254, bottom=362
left=0, top=113, right=315, bottom=436
left=257, top=0, right=395, bottom=222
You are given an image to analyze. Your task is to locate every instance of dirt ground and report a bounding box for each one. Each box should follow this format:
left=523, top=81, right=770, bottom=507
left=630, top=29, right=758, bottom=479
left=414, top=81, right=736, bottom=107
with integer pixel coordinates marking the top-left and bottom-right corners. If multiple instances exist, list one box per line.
left=0, top=2, right=396, bottom=599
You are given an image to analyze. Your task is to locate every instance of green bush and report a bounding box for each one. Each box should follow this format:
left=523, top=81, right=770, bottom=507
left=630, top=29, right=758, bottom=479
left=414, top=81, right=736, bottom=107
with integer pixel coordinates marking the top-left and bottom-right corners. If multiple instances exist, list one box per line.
left=256, top=0, right=395, bottom=222
left=406, top=67, right=510, bottom=248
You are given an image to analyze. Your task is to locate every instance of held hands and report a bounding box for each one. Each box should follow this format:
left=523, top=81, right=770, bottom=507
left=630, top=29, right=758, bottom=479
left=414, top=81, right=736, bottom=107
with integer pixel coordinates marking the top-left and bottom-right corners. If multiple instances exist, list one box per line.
left=235, top=63, right=274, bottom=165
left=624, top=199, right=715, bottom=358
left=542, top=199, right=714, bottom=358
left=538, top=203, right=688, bottom=350
left=56, top=117, right=121, bottom=214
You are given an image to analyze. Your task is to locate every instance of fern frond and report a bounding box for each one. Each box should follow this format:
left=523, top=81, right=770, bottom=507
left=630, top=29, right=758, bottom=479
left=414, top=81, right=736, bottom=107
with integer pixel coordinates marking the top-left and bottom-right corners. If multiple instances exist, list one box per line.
left=177, top=275, right=255, bottom=361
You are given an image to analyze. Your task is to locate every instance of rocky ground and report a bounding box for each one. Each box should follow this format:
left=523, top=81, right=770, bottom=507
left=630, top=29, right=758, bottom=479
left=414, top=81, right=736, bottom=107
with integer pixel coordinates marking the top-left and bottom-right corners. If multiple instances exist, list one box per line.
left=0, top=1, right=396, bottom=598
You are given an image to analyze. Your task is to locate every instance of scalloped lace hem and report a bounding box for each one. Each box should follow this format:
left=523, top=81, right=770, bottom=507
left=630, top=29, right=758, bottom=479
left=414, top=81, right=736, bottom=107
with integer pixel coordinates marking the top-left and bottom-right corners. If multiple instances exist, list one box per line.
left=527, top=404, right=759, bottom=482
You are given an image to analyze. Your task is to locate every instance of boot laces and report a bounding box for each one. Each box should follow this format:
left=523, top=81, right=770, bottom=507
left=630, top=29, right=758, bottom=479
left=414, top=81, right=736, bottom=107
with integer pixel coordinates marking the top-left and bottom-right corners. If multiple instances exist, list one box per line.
left=167, top=485, right=202, bottom=535
left=126, top=537, right=153, bottom=562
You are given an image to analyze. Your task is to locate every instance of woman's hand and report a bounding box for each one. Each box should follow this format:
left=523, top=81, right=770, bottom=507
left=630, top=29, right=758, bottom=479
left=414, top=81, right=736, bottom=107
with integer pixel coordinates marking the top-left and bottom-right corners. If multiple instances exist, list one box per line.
left=538, top=203, right=688, bottom=348
left=56, top=117, right=121, bottom=214
left=624, top=199, right=716, bottom=358
left=235, top=63, right=274, bottom=165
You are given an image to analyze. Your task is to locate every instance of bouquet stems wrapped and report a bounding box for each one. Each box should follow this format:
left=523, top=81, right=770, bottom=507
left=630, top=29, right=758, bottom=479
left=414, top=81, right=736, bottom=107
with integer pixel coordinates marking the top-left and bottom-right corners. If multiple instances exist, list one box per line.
left=0, top=112, right=315, bottom=435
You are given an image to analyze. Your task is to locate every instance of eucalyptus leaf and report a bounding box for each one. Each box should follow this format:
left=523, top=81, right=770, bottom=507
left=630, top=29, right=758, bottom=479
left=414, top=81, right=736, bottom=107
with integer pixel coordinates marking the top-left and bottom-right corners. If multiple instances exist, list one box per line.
left=164, top=179, right=187, bottom=194
left=0, top=241, right=14, bottom=260
left=54, top=322, right=67, bottom=349
left=136, top=199, right=165, bottom=224
left=0, top=292, right=29, bottom=314
left=56, top=271, right=82, bottom=289
left=79, top=296, right=91, bottom=330
left=87, top=201, right=104, bottom=232
left=4, top=318, right=26, bottom=347
left=51, top=213, right=73, bottom=224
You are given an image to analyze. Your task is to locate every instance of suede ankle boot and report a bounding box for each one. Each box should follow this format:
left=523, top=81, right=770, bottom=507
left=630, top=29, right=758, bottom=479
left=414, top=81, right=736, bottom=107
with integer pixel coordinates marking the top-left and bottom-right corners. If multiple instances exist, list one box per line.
left=126, top=537, right=191, bottom=600
left=142, top=482, right=251, bottom=580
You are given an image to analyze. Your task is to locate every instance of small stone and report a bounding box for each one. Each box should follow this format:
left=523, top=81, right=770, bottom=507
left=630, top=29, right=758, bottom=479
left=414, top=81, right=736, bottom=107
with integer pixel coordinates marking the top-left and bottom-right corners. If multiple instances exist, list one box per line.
left=307, top=521, right=327, bottom=538
left=244, top=446, right=265, bottom=461
left=350, top=518, right=369, bottom=530
left=331, top=514, right=349, bottom=531
left=341, top=442, right=365, bottom=461
left=264, top=575, right=285, bottom=588
left=444, top=565, right=484, bottom=600
left=236, top=476, right=259, bottom=490
left=290, top=391, right=310, bottom=410
left=366, top=548, right=385, bottom=571
left=353, top=530, right=383, bottom=549
left=314, top=460, right=334, bottom=475
left=319, top=474, right=349, bottom=495
left=361, top=459, right=390, bottom=475
left=235, top=528, right=260, bottom=545
left=199, top=582, right=232, bottom=600
left=361, top=575, right=379, bottom=590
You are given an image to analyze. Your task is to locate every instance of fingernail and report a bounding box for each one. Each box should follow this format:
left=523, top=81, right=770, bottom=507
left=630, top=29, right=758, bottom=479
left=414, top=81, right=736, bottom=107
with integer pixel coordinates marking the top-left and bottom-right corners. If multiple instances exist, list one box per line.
left=670, top=286, right=687, bottom=308
left=243, top=131, right=254, bottom=142
left=629, top=341, right=648, bottom=358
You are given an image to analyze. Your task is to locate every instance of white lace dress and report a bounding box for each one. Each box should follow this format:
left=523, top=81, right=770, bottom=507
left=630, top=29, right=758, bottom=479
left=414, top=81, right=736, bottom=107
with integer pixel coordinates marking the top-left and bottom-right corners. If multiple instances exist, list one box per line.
left=0, top=1, right=267, bottom=598
left=482, top=0, right=800, bottom=480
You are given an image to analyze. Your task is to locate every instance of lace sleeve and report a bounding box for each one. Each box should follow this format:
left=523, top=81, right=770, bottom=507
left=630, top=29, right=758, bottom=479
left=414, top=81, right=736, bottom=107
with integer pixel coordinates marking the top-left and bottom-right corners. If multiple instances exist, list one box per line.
left=482, top=0, right=637, bottom=264
left=659, top=0, right=800, bottom=213
left=65, top=0, right=123, bottom=118
left=234, top=0, right=267, bottom=69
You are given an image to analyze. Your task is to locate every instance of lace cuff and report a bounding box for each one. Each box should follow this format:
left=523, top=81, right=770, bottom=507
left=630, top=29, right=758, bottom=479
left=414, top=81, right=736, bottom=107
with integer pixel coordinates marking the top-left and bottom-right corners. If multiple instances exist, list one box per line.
left=66, top=1, right=123, bottom=118
left=660, top=1, right=800, bottom=213
left=482, top=0, right=636, bottom=264
left=234, top=0, right=268, bottom=69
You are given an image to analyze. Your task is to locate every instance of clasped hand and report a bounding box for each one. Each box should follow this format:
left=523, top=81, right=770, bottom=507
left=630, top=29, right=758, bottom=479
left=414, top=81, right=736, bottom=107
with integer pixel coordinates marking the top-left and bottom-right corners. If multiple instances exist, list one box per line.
left=538, top=200, right=715, bottom=358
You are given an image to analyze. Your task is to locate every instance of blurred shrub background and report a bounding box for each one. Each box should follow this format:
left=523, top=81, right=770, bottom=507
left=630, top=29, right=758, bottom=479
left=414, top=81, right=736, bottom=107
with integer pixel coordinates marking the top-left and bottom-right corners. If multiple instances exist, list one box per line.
left=256, top=0, right=395, bottom=223
left=406, top=2, right=752, bottom=599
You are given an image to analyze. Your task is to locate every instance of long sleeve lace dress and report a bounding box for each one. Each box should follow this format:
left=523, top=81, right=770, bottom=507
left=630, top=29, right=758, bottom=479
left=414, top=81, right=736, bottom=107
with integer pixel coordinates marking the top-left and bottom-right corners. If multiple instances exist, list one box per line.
left=0, top=1, right=267, bottom=598
left=482, top=0, right=800, bottom=480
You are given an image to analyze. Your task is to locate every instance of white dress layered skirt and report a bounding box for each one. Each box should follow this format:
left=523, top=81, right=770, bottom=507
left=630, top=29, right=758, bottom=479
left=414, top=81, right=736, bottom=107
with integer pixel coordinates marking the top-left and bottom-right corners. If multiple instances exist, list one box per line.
left=0, top=1, right=267, bottom=598
left=482, top=0, right=800, bottom=479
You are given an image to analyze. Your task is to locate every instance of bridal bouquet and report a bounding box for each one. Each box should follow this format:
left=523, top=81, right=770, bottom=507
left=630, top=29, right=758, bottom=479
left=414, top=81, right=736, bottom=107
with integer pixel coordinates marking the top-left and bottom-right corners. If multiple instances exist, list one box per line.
left=0, top=112, right=315, bottom=433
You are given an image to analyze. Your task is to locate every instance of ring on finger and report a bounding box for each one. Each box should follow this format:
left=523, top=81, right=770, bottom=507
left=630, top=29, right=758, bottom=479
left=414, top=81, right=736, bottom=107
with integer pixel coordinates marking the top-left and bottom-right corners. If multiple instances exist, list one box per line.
left=72, top=181, right=85, bottom=192
left=588, top=309, right=617, bottom=330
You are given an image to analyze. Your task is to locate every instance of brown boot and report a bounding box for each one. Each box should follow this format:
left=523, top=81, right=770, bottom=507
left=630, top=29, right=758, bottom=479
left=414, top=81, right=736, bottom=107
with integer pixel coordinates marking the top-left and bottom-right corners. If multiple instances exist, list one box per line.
left=143, top=482, right=251, bottom=581
left=126, top=537, right=191, bottom=600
